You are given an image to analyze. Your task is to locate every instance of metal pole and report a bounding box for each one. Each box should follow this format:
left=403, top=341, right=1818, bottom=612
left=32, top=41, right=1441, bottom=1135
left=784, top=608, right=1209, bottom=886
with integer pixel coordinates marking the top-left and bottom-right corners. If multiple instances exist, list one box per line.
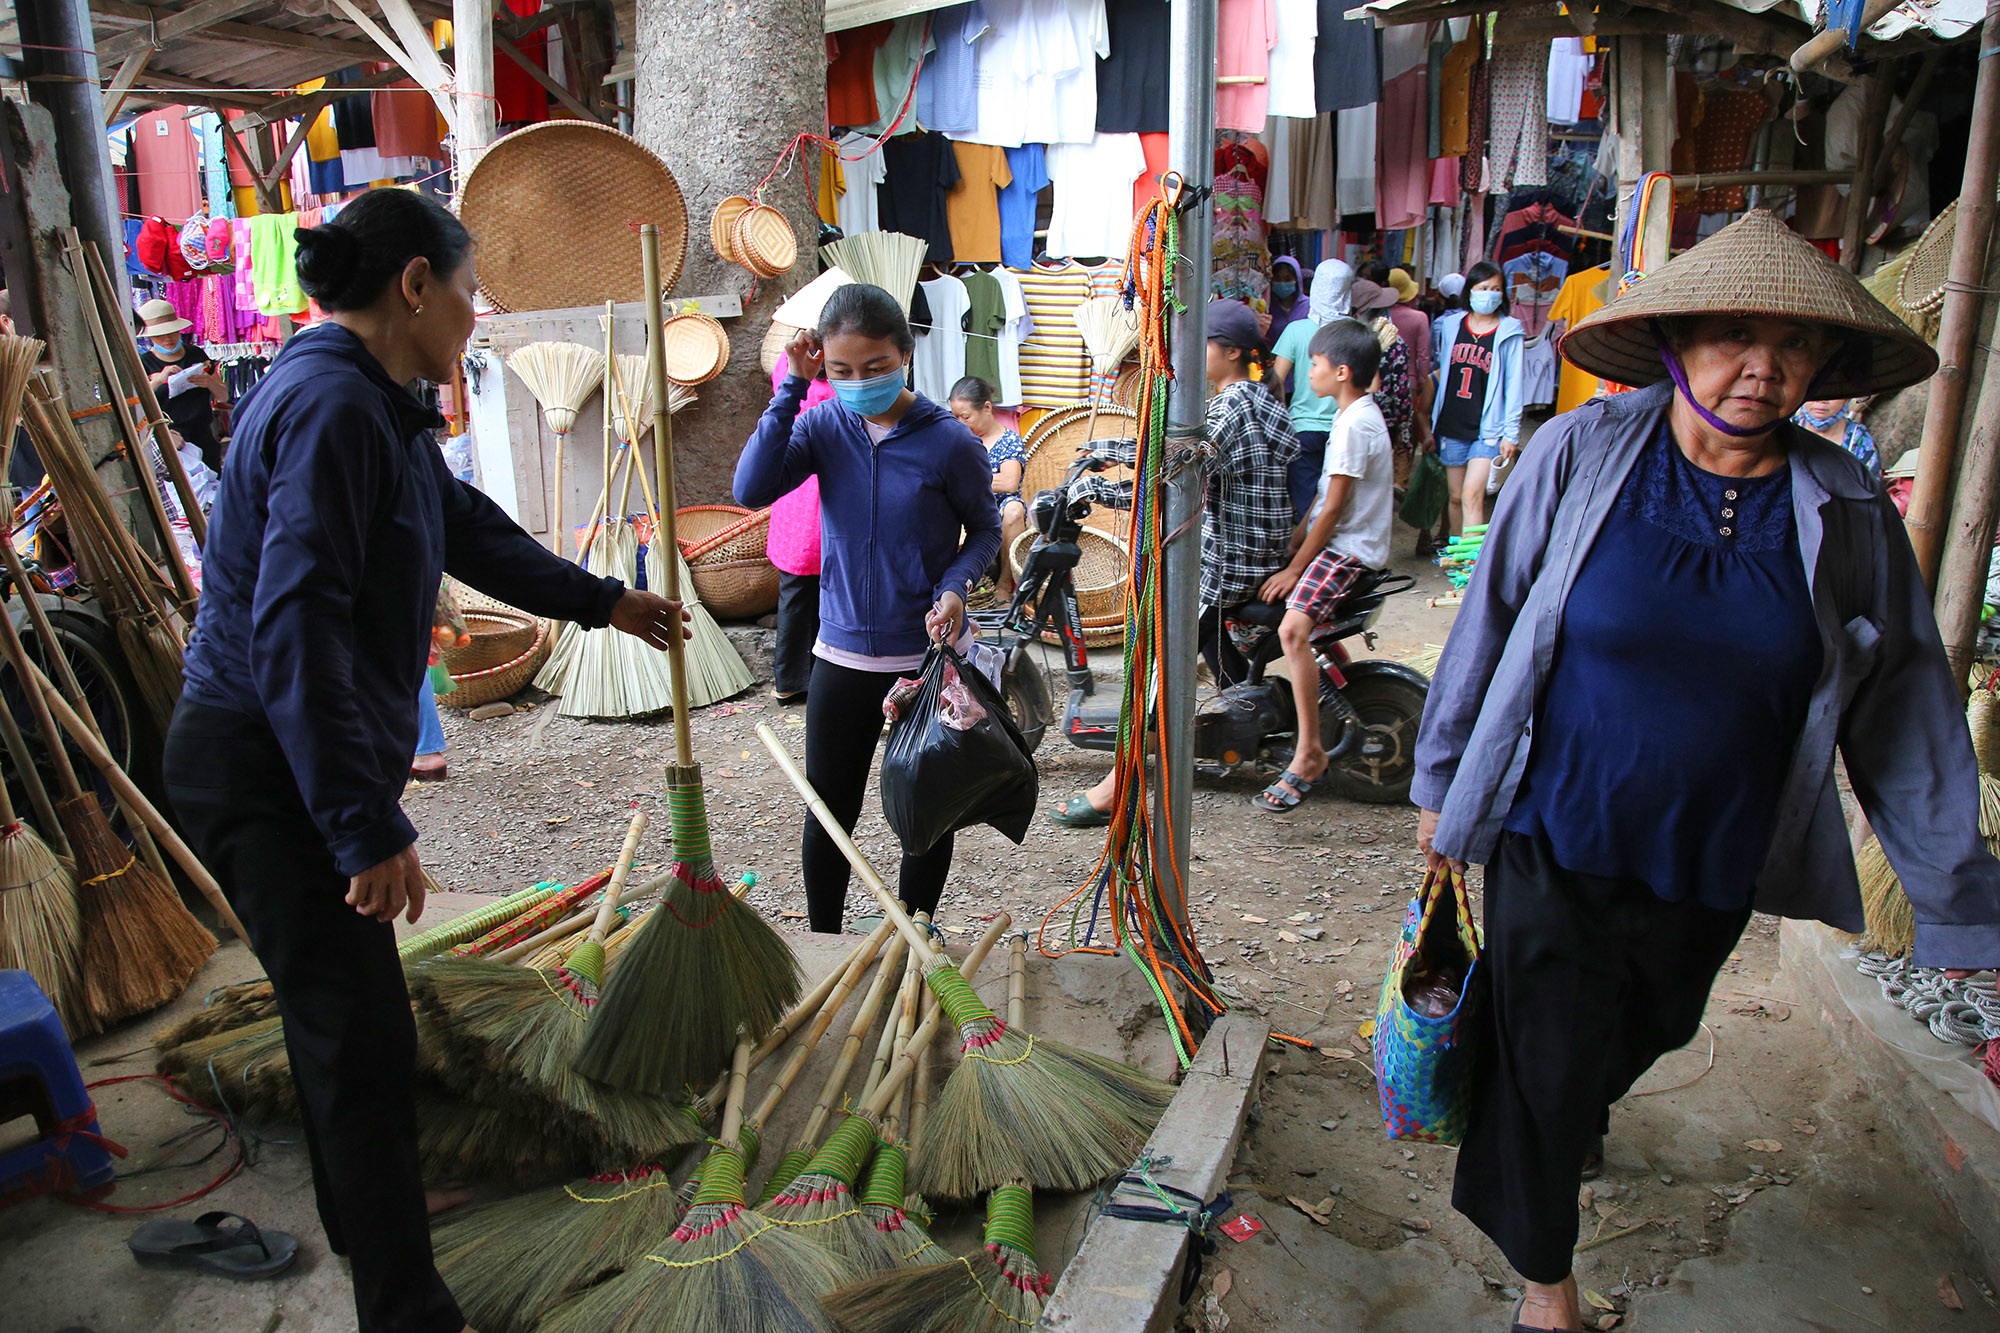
left=1908, top=0, right=2000, bottom=590
left=15, top=0, right=126, bottom=315
left=1156, top=0, right=1214, bottom=942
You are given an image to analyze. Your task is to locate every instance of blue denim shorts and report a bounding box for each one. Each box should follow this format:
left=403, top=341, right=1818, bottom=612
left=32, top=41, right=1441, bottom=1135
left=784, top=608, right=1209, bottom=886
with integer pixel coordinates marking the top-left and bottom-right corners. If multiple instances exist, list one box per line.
left=1437, top=436, right=1500, bottom=467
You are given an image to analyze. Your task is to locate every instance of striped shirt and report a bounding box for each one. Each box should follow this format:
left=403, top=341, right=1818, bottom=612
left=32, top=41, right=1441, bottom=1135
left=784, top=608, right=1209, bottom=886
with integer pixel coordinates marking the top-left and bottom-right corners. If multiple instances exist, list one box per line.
left=1016, top=262, right=1097, bottom=407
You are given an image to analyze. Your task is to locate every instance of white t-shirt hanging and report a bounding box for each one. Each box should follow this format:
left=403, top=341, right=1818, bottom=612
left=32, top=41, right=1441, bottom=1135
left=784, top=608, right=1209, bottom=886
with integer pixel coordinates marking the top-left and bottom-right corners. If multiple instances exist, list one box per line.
left=1265, top=0, right=1319, bottom=120
left=1029, top=0, right=1108, bottom=146
left=913, top=275, right=971, bottom=402
left=1335, top=107, right=1377, bottom=217
left=835, top=132, right=887, bottom=238
left=1547, top=38, right=1589, bottom=126
left=966, top=0, right=1104, bottom=148
left=993, top=269, right=1032, bottom=407
left=1046, top=133, right=1147, bottom=261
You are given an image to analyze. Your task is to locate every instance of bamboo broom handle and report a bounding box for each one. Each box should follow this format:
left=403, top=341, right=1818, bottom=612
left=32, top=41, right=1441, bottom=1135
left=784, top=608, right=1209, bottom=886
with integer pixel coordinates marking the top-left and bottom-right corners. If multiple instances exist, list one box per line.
left=798, top=933, right=909, bottom=1150
left=0, top=680, right=67, bottom=856
left=720, top=1033, right=753, bottom=1148
left=604, top=347, right=664, bottom=526
left=880, top=945, right=921, bottom=1139
left=864, top=940, right=921, bottom=1111
left=745, top=919, right=896, bottom=1129
left=862, top=911, right=1012, bottom=1121
left=756, top=723, right=944, bottom=967
left=0, top=590, right=83, bottom=801
left=1008, top=931, right=1027, bottom=1029
left=493, top=871, right=646, bottom=963
left=32, top=668, right=251, bottom=945
left=638, top=224, right=693, bottom=768
left=908, top=991, right=937, bottom=1151
left=0, top=532, right=170, bottom=880
left=588, top=808, right=648, bottom=946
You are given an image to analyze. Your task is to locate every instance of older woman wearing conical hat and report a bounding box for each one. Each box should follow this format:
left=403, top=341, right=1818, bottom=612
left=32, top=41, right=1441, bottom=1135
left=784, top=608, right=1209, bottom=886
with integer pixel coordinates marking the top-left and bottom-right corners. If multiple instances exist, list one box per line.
left=1410, top=209, right=1999, bottom=1332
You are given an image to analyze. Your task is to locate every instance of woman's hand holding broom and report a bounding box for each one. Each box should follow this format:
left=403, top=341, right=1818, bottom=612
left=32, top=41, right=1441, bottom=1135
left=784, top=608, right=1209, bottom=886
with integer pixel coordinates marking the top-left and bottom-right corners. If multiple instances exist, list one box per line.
left=609, top=589, right=690, bottom=651
left=350, top=844, right=429, bottom=924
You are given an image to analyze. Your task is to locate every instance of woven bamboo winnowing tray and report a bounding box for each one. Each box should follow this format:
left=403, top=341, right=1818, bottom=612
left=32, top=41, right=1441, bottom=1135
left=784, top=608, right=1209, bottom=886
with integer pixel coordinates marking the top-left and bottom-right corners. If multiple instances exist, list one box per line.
left=661, top=311, right=730, bottom=384
left=1021, top=403, right=1139, bottom=537
left=460, top=122, right=688, bottom=313
left=710, top=195, right=752, bottom=264
left=732, top=203, right=799, bottom=279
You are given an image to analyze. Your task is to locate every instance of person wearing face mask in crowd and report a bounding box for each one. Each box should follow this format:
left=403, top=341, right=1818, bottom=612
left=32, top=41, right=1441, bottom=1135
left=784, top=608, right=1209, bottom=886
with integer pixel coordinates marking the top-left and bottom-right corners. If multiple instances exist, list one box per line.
left=1430, top=260, right=1525, bottom=536
left=1264, top=256, right=1308, bottom=357
left=736, top=282, right=1002, bottom=934
left=137, top=297, right=229, bottom=474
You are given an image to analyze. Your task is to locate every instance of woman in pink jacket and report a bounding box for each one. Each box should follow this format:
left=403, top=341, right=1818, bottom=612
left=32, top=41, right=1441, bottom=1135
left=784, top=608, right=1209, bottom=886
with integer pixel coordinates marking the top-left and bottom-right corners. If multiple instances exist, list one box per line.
left=766, top=360, right=832, bottom=701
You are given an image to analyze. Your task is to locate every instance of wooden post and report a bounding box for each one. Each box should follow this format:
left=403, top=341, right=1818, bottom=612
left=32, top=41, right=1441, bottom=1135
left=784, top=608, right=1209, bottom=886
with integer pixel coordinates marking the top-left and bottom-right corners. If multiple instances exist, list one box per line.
left=1907, top=0, right=2000, bottom=590
left=1611, top=36, right=1671, bottom=252
left=1931, top=282, right=2000, bottom=688
left=1839, top=67, right=1896, bottom=272
left=453, top=0, right=498, bottom=195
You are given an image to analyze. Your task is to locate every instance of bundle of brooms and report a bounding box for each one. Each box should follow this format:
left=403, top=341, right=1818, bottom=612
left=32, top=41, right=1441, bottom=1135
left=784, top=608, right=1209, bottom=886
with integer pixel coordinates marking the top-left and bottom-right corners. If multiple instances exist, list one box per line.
left=433, top=919, right=897, bottom=1332
left=757, top=721, right=1174, bottom=1198
left=573, top=223, right=801, bottom=1100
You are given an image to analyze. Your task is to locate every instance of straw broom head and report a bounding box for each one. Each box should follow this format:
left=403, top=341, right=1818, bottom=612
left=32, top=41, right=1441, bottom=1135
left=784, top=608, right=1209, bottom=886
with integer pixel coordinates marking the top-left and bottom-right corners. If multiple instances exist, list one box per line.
left=0, top=791, right=87, bottom=1037
left=508, top=342, right=605, bottom=437
left=152, top=978, right=276, bottom=1052
left=1072, top=296, right=1142, bottom=374
left=0, top=334, right=46, bottom=472
left=574, top=771, right=803, bottom=1097
left=434, top=1162, right=686, bottom=1333
left=558, top=521, right=677, bottom=721
left=821, top=233, right=929, bottom=315
left=65, top=792, right=214, bottom=1026
left=608, top=353, right=695, bottom=444
left=820, top=1182, right=1051, bottom=1333
left=157, top=1014, right=295, bottom=1125
left=765, top=1111, right=909, bottom=1271
left=667, top=548, right=755, bottom=709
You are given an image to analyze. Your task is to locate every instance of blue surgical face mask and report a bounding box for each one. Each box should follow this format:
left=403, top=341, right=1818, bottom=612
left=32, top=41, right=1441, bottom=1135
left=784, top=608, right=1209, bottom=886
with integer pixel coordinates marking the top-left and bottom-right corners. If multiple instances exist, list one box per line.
left=1469, top=289, right=1504, bottom=316
left=831, top=365, right=907, bottom=417
left=1271, top=280, right=1298, bottom=301
left=149, top=336, right=183, bottom=355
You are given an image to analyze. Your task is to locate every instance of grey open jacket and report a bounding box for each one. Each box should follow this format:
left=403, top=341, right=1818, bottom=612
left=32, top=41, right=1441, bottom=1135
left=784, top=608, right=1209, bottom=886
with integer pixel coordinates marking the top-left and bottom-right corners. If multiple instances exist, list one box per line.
left=1411, top=381, right=2000, bottom=969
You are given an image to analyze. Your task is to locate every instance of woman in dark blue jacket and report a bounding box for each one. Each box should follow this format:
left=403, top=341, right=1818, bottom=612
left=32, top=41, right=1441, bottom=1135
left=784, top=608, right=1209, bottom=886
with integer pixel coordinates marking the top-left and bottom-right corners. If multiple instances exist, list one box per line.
left=165, top=189, right=683, bottom=1333
left=736, top=282, right=1001, bottom=932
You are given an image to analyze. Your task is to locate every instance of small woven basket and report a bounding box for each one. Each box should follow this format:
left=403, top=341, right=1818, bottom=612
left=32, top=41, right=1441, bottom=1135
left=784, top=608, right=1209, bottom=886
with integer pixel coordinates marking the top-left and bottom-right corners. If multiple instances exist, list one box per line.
left=1898, top=197, right=1959, bottom=316
left=662, top=311, right=730, bottom=385
left=674, top=504, right=755, bottom=555
left=710, top=195, right=752, bottom=264
left=444, top=608, right=539, bottom=675
left=444, top=618, right=552, bottom=709
left=732, top=204, right=798, bottom=279
left=1009, top=526, right=1129, bottom=621
left=690, top=558, right=779, bottom=619
left=762, top=321, right=800, bottom=376
left=677, top=505, right=777, bottom=618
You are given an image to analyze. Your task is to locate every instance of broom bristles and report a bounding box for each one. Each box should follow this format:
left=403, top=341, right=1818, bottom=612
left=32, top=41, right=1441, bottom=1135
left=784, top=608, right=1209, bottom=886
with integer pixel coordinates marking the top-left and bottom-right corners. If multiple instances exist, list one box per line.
left=820, top=1183, right=1048, bottom=1333
left=65, top=794, right=214, bottom=1026
left=560, top=522, right=678, bottom=720
left=508, top=342, right=604, bottom=437
left=0, top=820, right=88, bottom=1036
left=433, top=1163, right=685, bottom=1333
left=1854, top=773, right=2000, bottom=959
left=667, top=551, right=754, bottom=709
left=575, top=774, right=802, bottom=1096
left=152, top=978, right=276, bottom=1051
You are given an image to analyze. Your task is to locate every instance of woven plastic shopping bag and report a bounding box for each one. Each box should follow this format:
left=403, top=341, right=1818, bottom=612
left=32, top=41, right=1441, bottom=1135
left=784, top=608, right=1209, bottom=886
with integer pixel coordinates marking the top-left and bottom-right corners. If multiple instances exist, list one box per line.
left=1373, top=864, right=1483, bottom=1144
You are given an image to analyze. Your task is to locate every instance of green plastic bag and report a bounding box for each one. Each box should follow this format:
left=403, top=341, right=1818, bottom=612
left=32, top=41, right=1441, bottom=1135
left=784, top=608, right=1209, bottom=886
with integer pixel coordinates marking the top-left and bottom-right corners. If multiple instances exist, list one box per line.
left=1400, top=452, right=1448, bottom=532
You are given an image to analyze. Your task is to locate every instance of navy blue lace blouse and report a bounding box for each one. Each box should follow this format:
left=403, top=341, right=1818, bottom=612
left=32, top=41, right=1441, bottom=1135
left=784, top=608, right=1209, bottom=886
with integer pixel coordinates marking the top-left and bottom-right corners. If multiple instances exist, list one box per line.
left=1504, top=425, right=1824, bottom=911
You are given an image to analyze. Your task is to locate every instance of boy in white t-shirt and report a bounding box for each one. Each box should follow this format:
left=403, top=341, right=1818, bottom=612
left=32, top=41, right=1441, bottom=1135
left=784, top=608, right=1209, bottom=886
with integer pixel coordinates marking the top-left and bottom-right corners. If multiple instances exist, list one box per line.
left=1251, top=318, right=1393, bottom=812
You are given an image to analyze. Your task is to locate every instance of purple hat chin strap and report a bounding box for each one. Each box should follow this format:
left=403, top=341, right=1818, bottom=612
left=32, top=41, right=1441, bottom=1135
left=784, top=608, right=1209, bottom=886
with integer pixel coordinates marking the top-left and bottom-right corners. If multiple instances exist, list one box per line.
left=1650, top=321, right=1781, bottom=439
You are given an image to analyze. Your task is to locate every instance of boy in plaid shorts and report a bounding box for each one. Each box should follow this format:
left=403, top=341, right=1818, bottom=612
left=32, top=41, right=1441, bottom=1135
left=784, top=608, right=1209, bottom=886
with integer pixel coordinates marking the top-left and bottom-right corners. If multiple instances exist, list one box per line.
left=1251, top=319, right=1393, bottom=812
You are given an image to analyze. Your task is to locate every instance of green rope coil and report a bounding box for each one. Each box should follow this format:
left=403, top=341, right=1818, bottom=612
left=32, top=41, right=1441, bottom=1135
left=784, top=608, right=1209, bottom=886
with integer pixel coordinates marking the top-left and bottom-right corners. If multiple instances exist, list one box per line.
left=691, top=1144, right=747, bottom=1209
left=801, top=1113, right=876, bottom=1186
left=860, top=1140, right=906, bottom=1209
left=666, top=768, right=713, bottom=867
left=756, top=1148, right=813, bottom=1206
left=984, top=1184, right=1037, bottom=1261
left=566, top=939, right=607, bottom=989
left=923, top=962, right=996, bottom=1028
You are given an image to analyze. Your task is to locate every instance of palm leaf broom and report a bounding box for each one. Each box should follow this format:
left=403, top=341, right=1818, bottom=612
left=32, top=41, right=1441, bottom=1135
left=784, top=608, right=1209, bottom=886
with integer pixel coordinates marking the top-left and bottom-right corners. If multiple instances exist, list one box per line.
left=757, top=722, right=1174, bottom=1199
left=507, top=341, right=604, bottom=557
left=821, top=232, right=928, bottom=316
left=573, top=224, right=802, bottom=1098
left=541, top=1036, right=862, bottom=1333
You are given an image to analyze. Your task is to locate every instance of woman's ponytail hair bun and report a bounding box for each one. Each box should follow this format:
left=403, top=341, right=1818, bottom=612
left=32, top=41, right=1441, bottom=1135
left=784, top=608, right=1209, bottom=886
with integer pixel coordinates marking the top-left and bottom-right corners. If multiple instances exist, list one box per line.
left=287, top=188, right=473, bottom=313
left=294, top=224, right=362, bottom=305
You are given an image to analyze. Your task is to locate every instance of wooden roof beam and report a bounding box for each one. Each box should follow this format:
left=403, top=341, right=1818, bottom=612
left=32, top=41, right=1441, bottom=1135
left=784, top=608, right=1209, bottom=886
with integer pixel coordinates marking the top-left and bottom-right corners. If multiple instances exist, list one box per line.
left=96, top=0, right=269, bottom=64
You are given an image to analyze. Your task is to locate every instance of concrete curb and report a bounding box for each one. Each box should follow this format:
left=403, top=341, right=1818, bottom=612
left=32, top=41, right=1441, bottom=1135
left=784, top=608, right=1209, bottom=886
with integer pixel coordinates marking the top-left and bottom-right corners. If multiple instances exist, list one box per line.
left=1780, top=919, right=2000, bottom=1279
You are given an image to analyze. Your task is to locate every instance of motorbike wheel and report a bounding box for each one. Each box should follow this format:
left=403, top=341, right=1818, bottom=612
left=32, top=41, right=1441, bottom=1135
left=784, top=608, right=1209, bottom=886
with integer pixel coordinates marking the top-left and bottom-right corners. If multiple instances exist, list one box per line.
left=1321, top=672, right=1426, bottom=804
left=1000, top=646, right=1052, bottom=754
left=0, top=599, right=160, bottom=829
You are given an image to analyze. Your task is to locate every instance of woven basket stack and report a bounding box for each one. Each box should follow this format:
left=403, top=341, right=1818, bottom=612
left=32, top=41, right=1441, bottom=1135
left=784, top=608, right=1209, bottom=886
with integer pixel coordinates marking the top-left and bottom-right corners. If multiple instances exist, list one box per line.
left=677, top=505, right=779, bottom=620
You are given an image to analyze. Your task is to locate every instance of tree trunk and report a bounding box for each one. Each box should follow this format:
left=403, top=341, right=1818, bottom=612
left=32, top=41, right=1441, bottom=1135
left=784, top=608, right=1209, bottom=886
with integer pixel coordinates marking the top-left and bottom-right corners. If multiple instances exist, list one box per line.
left=633, top=0, right=823, bottom=506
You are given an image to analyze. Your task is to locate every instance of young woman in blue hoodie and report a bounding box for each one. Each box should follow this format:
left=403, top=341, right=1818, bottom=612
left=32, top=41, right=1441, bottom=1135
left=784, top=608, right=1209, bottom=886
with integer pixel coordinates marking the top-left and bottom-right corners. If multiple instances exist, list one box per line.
left=166, top=189, right=685, bottom=1333
left=736, top=283, right=1002, bottom=933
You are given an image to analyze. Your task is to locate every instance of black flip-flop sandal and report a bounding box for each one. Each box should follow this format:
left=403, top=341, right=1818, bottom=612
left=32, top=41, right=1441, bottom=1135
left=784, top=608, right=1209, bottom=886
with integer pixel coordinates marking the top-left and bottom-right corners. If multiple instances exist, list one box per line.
left=128, top=1211, right=299, bottom=1280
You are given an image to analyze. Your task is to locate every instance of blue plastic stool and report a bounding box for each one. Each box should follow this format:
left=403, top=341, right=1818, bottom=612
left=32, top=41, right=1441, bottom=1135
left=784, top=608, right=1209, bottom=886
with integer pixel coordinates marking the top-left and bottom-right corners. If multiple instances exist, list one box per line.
left=0, top=969, right=120, bottom=1206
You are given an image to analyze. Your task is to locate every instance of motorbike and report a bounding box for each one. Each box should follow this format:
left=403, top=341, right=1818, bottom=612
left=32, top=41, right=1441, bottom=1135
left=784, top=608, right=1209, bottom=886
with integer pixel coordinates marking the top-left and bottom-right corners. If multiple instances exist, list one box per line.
left=971, top=446, right=1431, bottom=804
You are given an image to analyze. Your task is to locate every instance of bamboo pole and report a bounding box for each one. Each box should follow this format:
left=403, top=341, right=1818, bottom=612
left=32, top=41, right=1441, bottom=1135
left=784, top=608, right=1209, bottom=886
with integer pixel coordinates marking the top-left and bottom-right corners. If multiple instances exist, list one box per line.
left=1908, top=0, right=2000, bottom=589
left=639, top=224, right=693, bottom=767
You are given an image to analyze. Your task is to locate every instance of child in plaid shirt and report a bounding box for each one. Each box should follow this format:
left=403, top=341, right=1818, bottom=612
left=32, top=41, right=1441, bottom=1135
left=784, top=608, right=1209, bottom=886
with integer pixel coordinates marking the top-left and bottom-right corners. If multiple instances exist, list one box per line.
left=1252, top=318, right=1393, bottom=812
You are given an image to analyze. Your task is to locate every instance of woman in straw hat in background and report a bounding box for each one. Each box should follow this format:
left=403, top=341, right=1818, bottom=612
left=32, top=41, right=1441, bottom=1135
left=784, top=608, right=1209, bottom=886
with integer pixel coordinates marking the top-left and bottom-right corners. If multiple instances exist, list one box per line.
left=1410, top=209, right=2000, bottom=1332
left=137, top=296, right=228, bottom=473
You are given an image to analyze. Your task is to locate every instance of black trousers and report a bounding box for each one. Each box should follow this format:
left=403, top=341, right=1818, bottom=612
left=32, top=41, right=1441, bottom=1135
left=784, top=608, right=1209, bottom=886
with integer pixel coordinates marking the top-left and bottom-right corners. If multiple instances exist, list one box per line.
left=773, top=572, right=821, bottom=697
left=802, top=657, right=954, bottom=933
left=1452, top=831, right=1750, bottom=1284
left=164, top=704, right=463, bottom=1333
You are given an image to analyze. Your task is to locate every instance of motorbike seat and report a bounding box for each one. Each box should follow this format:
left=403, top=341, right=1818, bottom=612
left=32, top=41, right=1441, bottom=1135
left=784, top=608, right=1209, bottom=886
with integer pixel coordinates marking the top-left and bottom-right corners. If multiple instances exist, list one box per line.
left=1225, top=567, right=1391, bottom=632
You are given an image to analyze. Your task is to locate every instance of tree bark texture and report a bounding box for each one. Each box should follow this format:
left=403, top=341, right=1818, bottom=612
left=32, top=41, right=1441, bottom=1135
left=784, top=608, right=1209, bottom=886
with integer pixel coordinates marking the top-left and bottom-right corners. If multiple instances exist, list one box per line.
left=634, top=0, right=824, bottom=506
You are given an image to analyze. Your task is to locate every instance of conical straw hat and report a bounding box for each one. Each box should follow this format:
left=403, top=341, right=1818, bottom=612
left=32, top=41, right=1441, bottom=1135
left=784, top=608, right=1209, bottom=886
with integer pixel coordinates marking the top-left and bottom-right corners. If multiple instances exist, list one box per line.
left=1560, top=209, right=1938, bottom=400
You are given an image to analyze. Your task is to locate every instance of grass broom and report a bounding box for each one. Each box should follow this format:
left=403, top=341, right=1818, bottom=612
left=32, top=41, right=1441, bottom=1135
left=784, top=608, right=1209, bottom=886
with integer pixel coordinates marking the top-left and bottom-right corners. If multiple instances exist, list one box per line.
left=434, top=924, right=889, bottom=1333
left=507, top=341, right=604, bottom=558
left=0, top=597, right=212, bottom=1026
left=851, top=940, right=957, bottom=1271
left=820, top=936, right=1054, bottom=1332
left=573, top=222, right=802, bottom=1098
left=756, top=721, right=1175, bottom=1199
left=540, top=1035, right=862, bottom=1333
left=0, top=764, right=85, bottom=1036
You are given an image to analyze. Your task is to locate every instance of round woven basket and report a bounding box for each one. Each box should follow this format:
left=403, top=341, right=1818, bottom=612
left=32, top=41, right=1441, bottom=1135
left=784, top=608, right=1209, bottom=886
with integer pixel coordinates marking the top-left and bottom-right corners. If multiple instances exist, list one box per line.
left=460, top=122, right=687, bottom=313
left=1009, top=526, right=1129, bottom=622
left=444, top=608, right=539, bottom=675
left=690, top=558, right=779, bottom=620
left=761, top=321, right=799, bottom=376
left=732, top=204, right=799, bottom=279
left=444, top=617, right=552, bottom=709
left=1899, top=197, right=1959, bottom=316
left=676, top=505, right=777, bottom=618
left=1022, top=403, right=1139, bottom=537
left=674, top=504, right=755, bottom=555
left=710, top=195, right=752, bottom=264
left=662, top=311, right=730, bottom=384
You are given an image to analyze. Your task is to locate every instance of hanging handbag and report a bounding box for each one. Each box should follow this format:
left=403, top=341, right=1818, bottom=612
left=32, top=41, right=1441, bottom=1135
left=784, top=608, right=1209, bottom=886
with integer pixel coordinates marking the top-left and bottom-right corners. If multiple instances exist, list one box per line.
left=1399, top=450, right=1448, bottom=532
left=1372, top=863, right=1483, bottom=1145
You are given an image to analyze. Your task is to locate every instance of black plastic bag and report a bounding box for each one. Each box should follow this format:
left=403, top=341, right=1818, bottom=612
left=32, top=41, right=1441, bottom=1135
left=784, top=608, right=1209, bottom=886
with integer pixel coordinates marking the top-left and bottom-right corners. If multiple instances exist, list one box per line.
left=880, top=643, right=1039, bottom=856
